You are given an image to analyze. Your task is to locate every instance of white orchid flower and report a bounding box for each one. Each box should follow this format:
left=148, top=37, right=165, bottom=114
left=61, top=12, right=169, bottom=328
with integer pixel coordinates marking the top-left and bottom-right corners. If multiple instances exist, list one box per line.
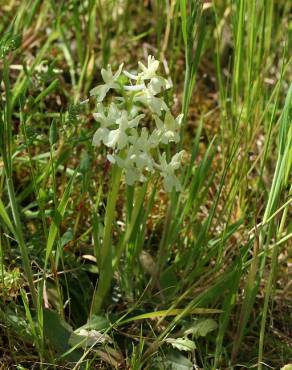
left=126, top=112, right=145, bottom=128
left=134, top=87, right=168, bottom=116
left=158, top=151, right=185, bottom=192
left=148, top=76, right=170, bottom=94
left=129, top=128, right=154, bottom=171
left=92, top=103, right=121, bottom=147
left=114, top=150, right=142, bottom=185
left=92, top=127, right=110, bottom=147
left=154, top=111, right=183, bottom=144
left=95, top=111, right=144, bottom=149
left=112, top=129, right=154, bottom=185
left=134, top=151, right=153, bottom=172
left=90, top=63, right=123, bottom=101
left=125, top=167, right=143, bottom=185
left=149, top=129, right=161, bottom=147
left=138, top=55, right=160, bottom=80
left=129, top=127, right=149, bottom=149
left=125, top=57, right=171, bottom=93
left=107, top=111, right=142, bottom=149
left=103, top=126, right=128, bottom=149
left=93, top=103, right=120, bottom=127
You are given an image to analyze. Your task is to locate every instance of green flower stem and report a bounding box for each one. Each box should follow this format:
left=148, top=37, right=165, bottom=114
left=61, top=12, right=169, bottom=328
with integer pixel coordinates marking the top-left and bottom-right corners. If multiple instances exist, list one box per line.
left=113, top=182, right=147, bottom=268
left=92, top=163, right=122, bottom=313
left=156, top=199, right=173, bottom=273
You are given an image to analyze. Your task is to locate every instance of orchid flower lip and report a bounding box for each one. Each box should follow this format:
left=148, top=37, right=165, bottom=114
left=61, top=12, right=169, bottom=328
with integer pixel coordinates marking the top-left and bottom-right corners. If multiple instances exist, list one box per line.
left=124, top=84, right=145, bottom=91
left=123, top=70, right=139, bottom=80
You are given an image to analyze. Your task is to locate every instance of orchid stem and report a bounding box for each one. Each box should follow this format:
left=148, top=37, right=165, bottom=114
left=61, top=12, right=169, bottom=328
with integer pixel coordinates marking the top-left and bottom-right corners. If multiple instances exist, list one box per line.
left=92, top=163, right=122, bottom=313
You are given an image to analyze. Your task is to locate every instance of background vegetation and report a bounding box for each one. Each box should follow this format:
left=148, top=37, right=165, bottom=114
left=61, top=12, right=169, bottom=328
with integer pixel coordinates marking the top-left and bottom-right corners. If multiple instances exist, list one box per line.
left=0, top=0, right=291, bottom=369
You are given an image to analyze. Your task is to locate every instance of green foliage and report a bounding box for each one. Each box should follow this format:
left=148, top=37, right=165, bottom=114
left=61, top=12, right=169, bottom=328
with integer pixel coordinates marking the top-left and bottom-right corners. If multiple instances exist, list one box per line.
left=0, top=32, right=22, bottom=59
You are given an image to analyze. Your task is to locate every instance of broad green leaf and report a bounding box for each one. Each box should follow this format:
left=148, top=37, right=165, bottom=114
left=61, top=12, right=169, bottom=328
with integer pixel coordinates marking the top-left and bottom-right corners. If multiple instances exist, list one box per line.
left=185, top=318, right=218, bottom=338
left=81, top=315, right=110, bottom=332
left=166, top=337, right=196, bottom=352
left=69, top=329, right=111, bottom=349
left=60, top=228, right=73, bottom=247
left=43, top=309, right=83, bottom=364
left=152, top=350, right=193, bottom=370
left=160, top=266, right=178, bottom=299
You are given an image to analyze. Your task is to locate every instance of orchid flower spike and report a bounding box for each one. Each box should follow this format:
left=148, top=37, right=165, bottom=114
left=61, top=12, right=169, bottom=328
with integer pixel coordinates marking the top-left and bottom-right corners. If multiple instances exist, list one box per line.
left=90, top=56, right=185, bottom=192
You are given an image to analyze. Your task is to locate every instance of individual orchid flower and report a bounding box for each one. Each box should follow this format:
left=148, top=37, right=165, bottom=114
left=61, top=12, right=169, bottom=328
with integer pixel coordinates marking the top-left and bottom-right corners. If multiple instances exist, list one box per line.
left=95, top=111, right=144, bottom=150
left=138, top=55, right=160, bottom=80
left=148, top=129, right=161, bottom=147
left=106, top=111, right=140, bottom=149
left=129, top=127, right=151, bottom=149
left=158, top=151, right=185, bottom=192
left=148, top=76, right=170, bottom=94
left=92, top=103, right=121, bottom=147
left=137, top=55, right=170, bottom=94
left=124, top=56, right=169, bottom=93
left=111, top=149, right=145, bottom=185
left=92, top=127, right=111, bottom=147
left=133, top=150, right=153, bottom=173
left=134, top=86, right=168, bottom=116
left=90, top=63, right=123, bottom=102
left=93, top=103, right=120, bottom=127
left=154, top=111, right=183, bottom=144
left=129, top=128, right=155, bottom=171
left=109, top=130, right=154, bottom=185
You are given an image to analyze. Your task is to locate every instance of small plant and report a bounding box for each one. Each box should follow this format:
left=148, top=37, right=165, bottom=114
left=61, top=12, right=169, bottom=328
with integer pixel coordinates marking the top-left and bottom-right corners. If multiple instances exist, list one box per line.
left=88, top=56, right=185, bottom=312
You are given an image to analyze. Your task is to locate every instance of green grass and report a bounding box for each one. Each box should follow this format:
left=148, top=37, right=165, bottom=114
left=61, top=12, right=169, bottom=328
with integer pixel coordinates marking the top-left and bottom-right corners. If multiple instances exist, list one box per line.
left=0, top=0, right=291, bottom=369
